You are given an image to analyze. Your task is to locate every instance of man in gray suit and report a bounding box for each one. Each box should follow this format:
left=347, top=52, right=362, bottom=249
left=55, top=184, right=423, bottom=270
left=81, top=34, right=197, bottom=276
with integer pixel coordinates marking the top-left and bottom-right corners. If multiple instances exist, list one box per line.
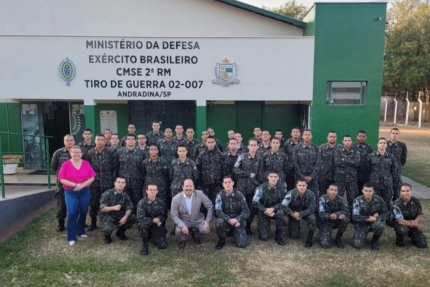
left=171, top=179, right=214, bottom=249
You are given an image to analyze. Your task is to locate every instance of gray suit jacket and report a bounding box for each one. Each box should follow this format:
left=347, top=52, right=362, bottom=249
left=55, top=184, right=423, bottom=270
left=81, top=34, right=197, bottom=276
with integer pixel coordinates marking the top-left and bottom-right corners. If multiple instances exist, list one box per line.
left=170, top=189, right=214, bottom=228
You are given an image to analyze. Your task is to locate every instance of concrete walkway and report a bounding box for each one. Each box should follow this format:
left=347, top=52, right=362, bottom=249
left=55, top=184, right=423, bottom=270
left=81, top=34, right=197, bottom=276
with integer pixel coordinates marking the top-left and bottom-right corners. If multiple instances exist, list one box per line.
left=402, top=176, right=430, bottom=199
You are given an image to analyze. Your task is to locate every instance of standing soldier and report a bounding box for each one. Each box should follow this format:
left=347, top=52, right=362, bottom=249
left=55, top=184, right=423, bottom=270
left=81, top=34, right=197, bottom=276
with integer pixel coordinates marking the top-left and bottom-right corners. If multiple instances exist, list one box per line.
left=113, top=134, right=146, bottom=211
left=104, top=129, right=112, bottom=147
left=207, top=127, right=223, bottom=151
left=333, top=135, right=360, bottom=212
left=392, top=183, right=427, bottom=248
left=109, top=133, right=120, bottom=152
left=278, top=178, right=317, bottom=247
left=192, top=130, right=210, bottom=160
left=223, top=130, right=236, bottom=150
left=352, top=183, right=388, bottom=250
left=215, top=176, right=250, bottom=250
left=157, top=128, right=177, bottom=164
left=99, top=177, right=136, bottom=244
left=234, top=139, right=262, bottom=235
left=196, top=136, right=224, bottom=204
left=283, top=127, right=302, bottom=190
left=317, top=183, right=350, bottom=249
left=258, top=130, right=271, bottom=155
left=173, top=124, right=186, bottom=145
left=252, top=171, right=287, bottom=245
left=367, top=138, right=398, bottom=210
left=184, top=127, right=200, bottom=161
left=170, top=145, right=198, bottom=197
left=146, top=121, right=164, bottom=146
left=79, top=128, right=95, bottom=158
left=293, top=129, right=321, bottom=198
left=137, top=134, right=150, bottom=158
left=142, top=145, right=170, bottom=207
left=233, top=133, right=249, bottom=154
left=120, top=123, right=137, bottom=147
left=137, top=184, right=168, bottom=255
left=352, top=130, right=373, bottom=191
left=51, top=134, right=74, bottom=232
left=318, top=131, right=340, bottom=197
left=388, top=128, right=407, bottom=201
left=262, top=137, right=293, bottom=186
left=274, top=129, right=285, bottom=145
left=249, top=127, right=262, bottom=144
left=85, top=134, right=115, bottom=231
left=222, top=138, right=240, bottom=179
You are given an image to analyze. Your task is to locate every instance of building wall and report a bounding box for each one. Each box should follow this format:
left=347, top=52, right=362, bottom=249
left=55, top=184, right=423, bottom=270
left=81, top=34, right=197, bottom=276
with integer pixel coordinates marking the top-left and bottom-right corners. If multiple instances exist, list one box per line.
left=305, top=3, right=387, bottom=145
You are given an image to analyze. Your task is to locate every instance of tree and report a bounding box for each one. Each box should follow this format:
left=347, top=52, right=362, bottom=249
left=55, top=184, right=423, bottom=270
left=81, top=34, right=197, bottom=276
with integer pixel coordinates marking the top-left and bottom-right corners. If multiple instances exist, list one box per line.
left=383, top=0, right=430, bottom=98
left=263, top=0, right=309, bottom=20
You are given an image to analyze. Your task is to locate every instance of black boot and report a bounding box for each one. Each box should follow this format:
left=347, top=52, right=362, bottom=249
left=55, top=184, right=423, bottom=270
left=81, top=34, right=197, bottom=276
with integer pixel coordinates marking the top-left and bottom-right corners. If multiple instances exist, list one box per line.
left=396, top=236, right=405, bottom=248
left=275, top=229, right=285, bottom=246
left=335, top=232, right=345, bottom=249
left=115, top=227, right=129, bottom=241
left=305, top=231, right=314, bottom=248
left=371, top=235, right=381, bottom=250
left=246, top=222, right=253, bottom=236
left=86, top=217, right=97, bottom=231
left=216, top=237, right=226, bottom=250
left=170, top=225, right=176, bottom=236
left=56, top=219, right=65, bottom=232
left=104, top=235, right=112, bottom=244
left=141, top=241, right=149, bottom=255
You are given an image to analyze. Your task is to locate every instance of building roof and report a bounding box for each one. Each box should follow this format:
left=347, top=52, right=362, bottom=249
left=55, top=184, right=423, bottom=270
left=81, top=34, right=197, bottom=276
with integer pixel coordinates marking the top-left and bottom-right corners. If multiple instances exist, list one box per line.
left=215, top=0, right=307, bottom=28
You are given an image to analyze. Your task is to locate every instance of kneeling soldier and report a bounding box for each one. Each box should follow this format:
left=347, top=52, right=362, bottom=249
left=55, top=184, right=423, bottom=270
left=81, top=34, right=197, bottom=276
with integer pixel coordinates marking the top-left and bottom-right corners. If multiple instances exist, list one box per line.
left=137, top=184, right=168, bottom=255
left=215, top=176, right=250, bottom=250
left=278, top=178, right=317, bottom=247
left=317, top=183, right=350, bottom=249
left=352, top=183, right=388, bottom=250
left=392, top=183, right=428, bottom=248
left=252, top=171, right=287, bottom=245
left=99, top=177, right=136, bottom=244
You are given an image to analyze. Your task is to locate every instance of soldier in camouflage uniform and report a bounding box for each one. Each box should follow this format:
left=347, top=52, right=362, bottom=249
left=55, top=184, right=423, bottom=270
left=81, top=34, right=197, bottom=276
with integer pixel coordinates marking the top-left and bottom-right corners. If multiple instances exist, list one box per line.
left=196, top=136, right=225, bottom=204
left=120, top=123, right=137, bottom=147
left=103, top=129, right=112, bottom=147
left=352, top=183, right=388, bottom=250
left=222, top=138, right=240, bottom=181
left=278, top=178, right=317, bottom=247
left=170, top=145, right=198, bottom=196
left=317, top=183, right=350, bottom=249
left=367, top=137, right=398, bottom=211
left=113, top=134, right=146, bottom=212
left=223, top=130, right=236, bottom=150
left=283, top=127, right=302, bottom=190
left=109, top=133, right=120, bottom=152
left=137, top=184, right=168, bottom=255
left=51, top=134, right=74, bottom=231
left=392, top=183, right=427, bottom=248
left=262, top=137, right=293, bottom=186
left=333, top=135, right=360, bottom=212
left=258, top=130, right=271, bottom=155
left=207, top=127, right=223, bottom=152
left=215, top=176, right=250, bottom=249
left=79, top=128, right=95, bottom=159
left=293, top=129, right=321, bottom=198
left=231, top=133, right=249, bottom=154
left=184, top=128, right=200, bottom=161
left=274, top=129, right=286, bottom=146
left=157, top=128, right=178, bottom=164
left=137, top=134, right=150, bottom=158
left=192, top=130, right=210, bottom=160
left=249, top=127, right=262, bottom=145
left=173, top=124, right=187, bottom=146
left=85, top=134, right=115, bottom=231
left=352, top=130, right=373, bottom=192
left=318, top=131, right=340, bottom=197
left=388, top=128, right=408, bottom=201
left=142, top=144, right=170, bottom=206
left=233, top=139, right=263, bottom=235
left=146, top=121, right=164, bottom=146
left=252, top=171, right=287, bottom=245
left=99, top=177, right=136, bottom=244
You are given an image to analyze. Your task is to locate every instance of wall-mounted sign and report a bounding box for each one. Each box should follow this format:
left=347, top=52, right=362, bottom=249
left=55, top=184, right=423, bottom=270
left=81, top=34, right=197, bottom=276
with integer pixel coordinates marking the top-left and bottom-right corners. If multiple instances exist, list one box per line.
left=100, top=110, right=118, bottom=133
left=212, top=58, right=240, bottom=87
left=59, top=57, right=76, bottom=86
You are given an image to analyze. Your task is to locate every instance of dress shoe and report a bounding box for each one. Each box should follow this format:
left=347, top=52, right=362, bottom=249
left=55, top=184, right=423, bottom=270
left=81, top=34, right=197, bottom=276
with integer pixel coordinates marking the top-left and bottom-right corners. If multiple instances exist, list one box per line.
left=178, top=240, right=187, bottom=249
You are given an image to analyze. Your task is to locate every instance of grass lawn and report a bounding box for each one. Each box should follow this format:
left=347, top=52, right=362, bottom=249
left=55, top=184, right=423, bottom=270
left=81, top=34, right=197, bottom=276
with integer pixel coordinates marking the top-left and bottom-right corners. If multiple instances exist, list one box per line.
left=1, top=205, right=430, bottom=287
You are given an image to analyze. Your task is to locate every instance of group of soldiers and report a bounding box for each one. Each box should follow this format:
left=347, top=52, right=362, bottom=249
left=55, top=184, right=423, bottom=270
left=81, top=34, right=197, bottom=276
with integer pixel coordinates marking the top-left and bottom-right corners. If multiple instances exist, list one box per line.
left=51, top=122, right=427, bottom=255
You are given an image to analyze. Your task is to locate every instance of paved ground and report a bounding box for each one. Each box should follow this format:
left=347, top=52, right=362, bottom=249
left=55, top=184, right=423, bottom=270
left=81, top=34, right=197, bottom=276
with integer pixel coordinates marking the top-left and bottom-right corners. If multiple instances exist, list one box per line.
left=402, top=176, right=430, bottom=199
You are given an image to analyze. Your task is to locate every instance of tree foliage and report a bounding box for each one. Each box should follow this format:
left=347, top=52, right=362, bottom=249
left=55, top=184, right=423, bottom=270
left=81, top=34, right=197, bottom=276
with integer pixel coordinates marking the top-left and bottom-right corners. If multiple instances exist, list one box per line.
left=263, top=0, right=309, bottom=20
left=384, top=0, right=430, bottom=98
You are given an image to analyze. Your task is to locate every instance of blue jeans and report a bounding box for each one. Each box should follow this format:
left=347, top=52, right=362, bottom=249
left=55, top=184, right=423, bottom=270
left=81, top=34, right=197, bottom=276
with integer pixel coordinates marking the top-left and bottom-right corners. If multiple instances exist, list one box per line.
left=65, top=188, right=91, bottom=241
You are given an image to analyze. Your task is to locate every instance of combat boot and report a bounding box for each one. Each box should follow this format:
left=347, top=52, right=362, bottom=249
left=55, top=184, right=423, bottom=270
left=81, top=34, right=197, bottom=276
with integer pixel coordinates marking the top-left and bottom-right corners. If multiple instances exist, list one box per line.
left=215, top=237, right=226, bottom=250
left=335, top=232, right=345, bottom=249
left=56, top=219, right=65, bottom=232
left=245, top=222, right=253, bottom=236
left=371, top=234, right=381, bottom=250
left=305, top=231, right=314, bottom=248
left=104, top=235, right=112, bottom=244
left=275, top=228, right=285, bottom=246
left=86, top=217, right=97, bottom=231
left=395, top=236, right=405, bottom=248
left=141, top=241, right=149, bottom=255
left=115, top=227, right=129, bottom=241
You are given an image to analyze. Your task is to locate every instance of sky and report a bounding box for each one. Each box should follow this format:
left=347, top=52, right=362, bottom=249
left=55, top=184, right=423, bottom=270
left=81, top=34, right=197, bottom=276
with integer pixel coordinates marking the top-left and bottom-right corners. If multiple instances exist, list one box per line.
left=240, top=0, right=389, bottom=9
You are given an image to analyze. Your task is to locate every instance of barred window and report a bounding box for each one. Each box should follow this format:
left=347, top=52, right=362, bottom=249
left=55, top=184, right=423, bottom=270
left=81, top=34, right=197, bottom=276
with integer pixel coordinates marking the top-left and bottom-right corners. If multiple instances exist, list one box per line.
left=326, top=81, right=366, bottom=105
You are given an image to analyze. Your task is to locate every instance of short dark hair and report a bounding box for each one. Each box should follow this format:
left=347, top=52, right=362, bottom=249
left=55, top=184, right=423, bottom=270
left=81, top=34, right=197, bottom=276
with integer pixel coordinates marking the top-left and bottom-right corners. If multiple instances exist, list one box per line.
left=378, top=137, right=388, bottom=143
left=267, top=170, right=279, bottom=176
left=229, top=138, right=238, bottom=143
left=186, top=127, right=194, bottom=131
left=296, top=177, right=307, bottom=184
left=343, top=134, right=352, bottom=139
left=292, top=127, right=301, bottom=132
left=400, top=183, right=412, bottom=190
left=275, top=129, right=283, bottom=133
left=111, top=133, right=118, bottom=137
left=177, top=144, right=187, bottom=150
left=223, top=175, right=234, bottom=182
left=149, top=144, right=158, bottom=150
left=84, top=128, right=92, bottom=133
left=115, top=176, right=126, bottom=183
left=303, top=129, right=312, bottom=134
left=328, top=130, right=336, bottom=134
left=152, top=121, right=160, bottom=125
left=270, top=137, right=280, bottom=143
left=248, top=138, right=258, bottom=145
left=362, top=182, right=374, bottom=189
left=176, top=124, right=183, bottom=129
left=128, top=123, right=135, bottom=127
left=390, top=128, right=400, bottom=132
left=104, top=129, right=112, bottom=133
left=95, top=133, right=104, bottom=138
left=357, top=130, right=367, bottom=135
left=254, top=127, right=262, bottom=130
left=126, top=133, right=136, bottom=140
left=206, top=136, right=215, bottom=140
left=328, top=183, right=338, bottom=189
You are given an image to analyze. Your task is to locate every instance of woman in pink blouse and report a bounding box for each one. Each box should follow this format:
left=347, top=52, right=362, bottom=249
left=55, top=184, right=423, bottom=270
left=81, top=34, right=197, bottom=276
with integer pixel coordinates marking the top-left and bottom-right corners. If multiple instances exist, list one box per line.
left=58, top=145, right=96, bottom=245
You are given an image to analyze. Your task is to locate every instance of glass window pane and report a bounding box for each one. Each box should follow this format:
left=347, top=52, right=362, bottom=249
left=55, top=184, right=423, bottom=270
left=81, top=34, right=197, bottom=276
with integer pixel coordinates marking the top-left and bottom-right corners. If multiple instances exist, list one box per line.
left=326, top=81, right=366, bottom=105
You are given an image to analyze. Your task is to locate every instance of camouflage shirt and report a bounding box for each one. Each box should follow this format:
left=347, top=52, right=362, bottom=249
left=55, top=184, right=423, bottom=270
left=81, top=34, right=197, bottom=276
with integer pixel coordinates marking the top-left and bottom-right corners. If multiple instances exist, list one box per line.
left=138, top=145, right=150, bottom=158
left=352, top=195, right=388, bottom=222
left=184, top=138, right=200, bottom=160
left=392, top=196, right=423, bottom=221
left=333, top=147, right=360, bottom=183
left=317, top=194, right=350, bottom=222
left=222, top=151, right=240, bottom=178
left=142, top=157, right=170, bottom=190
left=293, top=142, right=321, bottom=180
left=137, top=196, right=166, bottom=224
left=51, top=147, right=71, bottom=175
left=170, top=158, right=198, bottom=191
left=146, top=131, right=165, bottom=146
left=388, top=140, right=407, bottom=172
left=225, top=144, right=248, bottom=154
left=86, top=147, right=115, bottom=190
left=157, top=138, right=178, bottom=164
left=352, top=142, right=374, bottom=179
left=252, top=182, right=287, bottom=213
left=283, top=138, right=302, bottom=158
left=280, top=189, right=316, bottom=218
left=172, top=136, right=187, bottom=146
left=99, top=188, right=134, bottom=218
left=215, top=189, right=250, bottom=222
left=258, top=142, right=271, bottom=156
left=367, top=151, right=398, bottom=189
left=318, top=143, right=341, bottom=181
left=113, top=147, right=146, bottom=181
left=119, top=134, right=137, bottom=147
left=262, top=150, right=293, bottom=183
left=196, top=149, right=224, bottom=186
left=233, top=153, right=263, bottom=195
left=79, top=141, right=96, bottom=158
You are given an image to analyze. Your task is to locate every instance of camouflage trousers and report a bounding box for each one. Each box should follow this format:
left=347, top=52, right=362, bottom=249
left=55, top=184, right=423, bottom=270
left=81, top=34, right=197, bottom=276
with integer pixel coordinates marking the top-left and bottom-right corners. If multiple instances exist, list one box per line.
left=304, top=178, right=319, bottom=199
left=171, top=188, right=182, bottom=197
left=215, top=218, right=248, bottom=248
left=55, top=183, right=67, bottom=220
left=356, top=177, right=369, bottom=194
left=201, top=183, right=222, bottom=204
left=336, top=181, right=358, bottom=213
left=352, top=221, right=385, bottom=249
left=393, top=171, right=403, bottom=202
left=286, top=174, right=296, bottom=191
left=395, top=224, right=428, bottom=248
left=285, top=213, right=317, bottom=240
left=89, top=183, right=111, bottom=218
left=124, top=184, right=144, bottom=213
left=256, top=211, right=284, bottom=241
left=318, top=178, right=334, bottom=197
left=318, top=218, right=350, bottom=248
left=245, top=193, right=256, bottom=224
left=374, top=188, right=393, bottom=211
left=138, top=218, right=167, bottom=249
left=100, top=214, right=136, bottom=236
